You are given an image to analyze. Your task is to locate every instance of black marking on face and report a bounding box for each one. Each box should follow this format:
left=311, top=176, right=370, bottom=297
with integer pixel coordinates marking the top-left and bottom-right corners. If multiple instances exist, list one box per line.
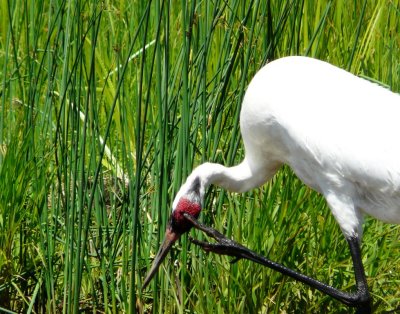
left=189, top=176, right=201, bottom=194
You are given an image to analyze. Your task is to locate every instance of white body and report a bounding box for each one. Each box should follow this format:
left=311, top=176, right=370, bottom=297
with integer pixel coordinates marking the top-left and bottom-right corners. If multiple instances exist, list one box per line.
left=176, top=56, right=400, bottom=239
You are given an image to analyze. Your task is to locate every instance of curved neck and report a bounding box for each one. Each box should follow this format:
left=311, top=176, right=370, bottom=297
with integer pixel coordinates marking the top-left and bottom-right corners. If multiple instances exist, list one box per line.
left=190, top=158, right=271, bottom=194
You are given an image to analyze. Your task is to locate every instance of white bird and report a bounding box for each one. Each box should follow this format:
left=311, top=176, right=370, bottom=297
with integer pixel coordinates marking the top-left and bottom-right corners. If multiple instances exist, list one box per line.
left=143, top=56, right=400, bottom=312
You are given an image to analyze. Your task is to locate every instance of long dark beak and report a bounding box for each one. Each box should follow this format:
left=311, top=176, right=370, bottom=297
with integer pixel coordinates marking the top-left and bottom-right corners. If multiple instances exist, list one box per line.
left=142, top=224, right=180, bottom=290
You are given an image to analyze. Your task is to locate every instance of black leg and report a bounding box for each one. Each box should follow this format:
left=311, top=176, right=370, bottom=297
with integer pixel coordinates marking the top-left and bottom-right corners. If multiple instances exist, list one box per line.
left=184, top=213, right=372, bottom=313
left=347, top=236, right=372, bottom=313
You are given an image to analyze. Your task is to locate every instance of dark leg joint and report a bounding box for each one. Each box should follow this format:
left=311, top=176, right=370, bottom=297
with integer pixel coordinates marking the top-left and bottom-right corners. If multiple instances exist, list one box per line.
left=342, top=290, right=371, bottom=313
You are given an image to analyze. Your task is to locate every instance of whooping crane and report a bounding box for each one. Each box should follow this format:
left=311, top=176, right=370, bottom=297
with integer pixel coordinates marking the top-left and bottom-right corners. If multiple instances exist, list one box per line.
left=143, top=56, right=400, bottom=312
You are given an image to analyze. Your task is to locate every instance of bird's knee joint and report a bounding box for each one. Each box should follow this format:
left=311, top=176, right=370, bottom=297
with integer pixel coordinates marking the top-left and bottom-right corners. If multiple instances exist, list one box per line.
left=354, top=289, right=371, bottom=311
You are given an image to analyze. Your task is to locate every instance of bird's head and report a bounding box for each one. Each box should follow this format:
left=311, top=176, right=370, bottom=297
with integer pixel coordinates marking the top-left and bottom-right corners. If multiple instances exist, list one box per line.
left=142, top=176, right=203, bottom=289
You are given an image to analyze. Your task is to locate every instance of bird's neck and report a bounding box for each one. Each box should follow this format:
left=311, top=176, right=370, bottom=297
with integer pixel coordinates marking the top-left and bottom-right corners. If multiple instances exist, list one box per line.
left=189, top=159, right=268, bottom=194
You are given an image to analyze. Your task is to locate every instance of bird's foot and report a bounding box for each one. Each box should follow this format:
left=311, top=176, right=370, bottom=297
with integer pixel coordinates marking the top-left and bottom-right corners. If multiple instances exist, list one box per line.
left=184, top=213, right=249, bottom=263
